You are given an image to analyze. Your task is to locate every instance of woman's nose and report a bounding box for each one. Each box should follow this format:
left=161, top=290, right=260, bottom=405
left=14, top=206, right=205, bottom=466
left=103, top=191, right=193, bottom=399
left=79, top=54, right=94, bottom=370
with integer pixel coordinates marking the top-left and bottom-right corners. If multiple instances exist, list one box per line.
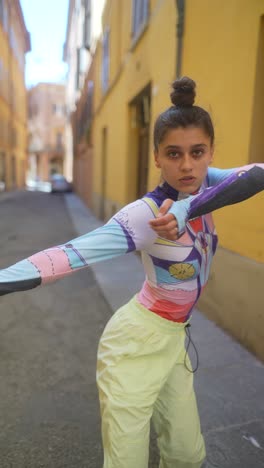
left=180, top=154, right=193, bottom=171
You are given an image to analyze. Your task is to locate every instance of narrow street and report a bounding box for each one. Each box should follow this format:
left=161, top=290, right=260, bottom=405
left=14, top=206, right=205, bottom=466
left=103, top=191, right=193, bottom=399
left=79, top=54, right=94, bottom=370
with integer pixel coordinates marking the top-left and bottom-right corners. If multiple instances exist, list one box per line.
left=0, top=191, right=264, bottom=468
left=0, top=191, right=111, bottom=468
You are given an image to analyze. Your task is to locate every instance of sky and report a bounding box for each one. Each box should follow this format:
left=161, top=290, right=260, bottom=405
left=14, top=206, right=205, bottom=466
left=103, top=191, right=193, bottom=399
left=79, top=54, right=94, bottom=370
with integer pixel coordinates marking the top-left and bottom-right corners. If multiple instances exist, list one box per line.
left=20, top=0, right=69, bottom=88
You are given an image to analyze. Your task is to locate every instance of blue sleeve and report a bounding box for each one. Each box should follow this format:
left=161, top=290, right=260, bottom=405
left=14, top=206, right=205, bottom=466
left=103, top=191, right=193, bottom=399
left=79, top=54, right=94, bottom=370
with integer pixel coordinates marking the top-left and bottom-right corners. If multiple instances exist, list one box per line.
left=0, top=199, right=156, bottom=295
left=168, top=164, right=264, bottom=235
left=207, top=167, right=236, bottom=185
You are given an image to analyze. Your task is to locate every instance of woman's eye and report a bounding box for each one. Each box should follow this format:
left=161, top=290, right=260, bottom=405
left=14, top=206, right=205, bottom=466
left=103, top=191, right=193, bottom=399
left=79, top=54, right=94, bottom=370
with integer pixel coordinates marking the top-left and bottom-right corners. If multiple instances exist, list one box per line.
left=167, top=151, right=180, bottom=159
left=192, top=150, right=204, bottom=158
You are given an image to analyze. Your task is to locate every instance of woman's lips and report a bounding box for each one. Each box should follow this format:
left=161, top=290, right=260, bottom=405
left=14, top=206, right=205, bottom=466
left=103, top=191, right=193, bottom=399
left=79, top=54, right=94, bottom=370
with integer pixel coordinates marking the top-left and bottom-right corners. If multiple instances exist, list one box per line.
left=179, top=177, right=196, bottom=185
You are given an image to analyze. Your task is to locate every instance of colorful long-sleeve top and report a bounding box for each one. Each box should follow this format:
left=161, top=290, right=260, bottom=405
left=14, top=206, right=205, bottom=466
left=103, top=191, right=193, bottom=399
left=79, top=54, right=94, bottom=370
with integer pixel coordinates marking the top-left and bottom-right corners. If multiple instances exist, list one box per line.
left=0, top=164, right=263, bottom=323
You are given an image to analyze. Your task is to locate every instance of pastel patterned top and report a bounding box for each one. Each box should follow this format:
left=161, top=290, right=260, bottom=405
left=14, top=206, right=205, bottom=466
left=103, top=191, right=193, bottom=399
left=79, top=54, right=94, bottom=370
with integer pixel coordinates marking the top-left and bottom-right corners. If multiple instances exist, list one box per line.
left=0, top=164, right=263, bottom=323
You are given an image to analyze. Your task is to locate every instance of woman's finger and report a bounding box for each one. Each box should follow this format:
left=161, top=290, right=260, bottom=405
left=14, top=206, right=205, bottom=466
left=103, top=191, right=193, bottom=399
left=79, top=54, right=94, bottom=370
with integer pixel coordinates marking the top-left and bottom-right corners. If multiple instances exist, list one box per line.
left=154, top=227, right=179, bottom=241
left=150, top=219, right=177, bottom=233
left=149, top=213, right=175, bottom=227
left=157, top=198, right=174, bottom=217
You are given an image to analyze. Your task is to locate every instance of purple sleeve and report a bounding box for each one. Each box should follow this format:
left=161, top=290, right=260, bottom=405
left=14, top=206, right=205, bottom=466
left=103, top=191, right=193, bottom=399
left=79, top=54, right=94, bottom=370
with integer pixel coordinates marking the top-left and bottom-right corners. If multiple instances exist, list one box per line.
left=169, top=164, right=264, bottom=235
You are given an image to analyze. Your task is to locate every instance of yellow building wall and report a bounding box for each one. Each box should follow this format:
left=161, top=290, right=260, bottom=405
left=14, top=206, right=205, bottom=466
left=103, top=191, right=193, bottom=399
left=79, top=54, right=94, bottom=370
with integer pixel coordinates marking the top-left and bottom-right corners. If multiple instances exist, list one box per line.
left=0, top=19, right=9, bottom=156
left=180, top=0, right=264, bottom=360
left=93, top=0, right=177, bottom=213
left=0, top=8, right=28, bottom=190
left=91, top=0, right=264, bottom=360
left=181, top=0, right=264, bottom=262
left=93, top=0, right=264, bottom=260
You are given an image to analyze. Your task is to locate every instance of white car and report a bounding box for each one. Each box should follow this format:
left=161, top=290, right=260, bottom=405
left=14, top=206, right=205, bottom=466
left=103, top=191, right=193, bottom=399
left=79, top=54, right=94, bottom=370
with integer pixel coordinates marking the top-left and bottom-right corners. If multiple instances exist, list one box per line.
left=50, top=174, right=72, bottom=193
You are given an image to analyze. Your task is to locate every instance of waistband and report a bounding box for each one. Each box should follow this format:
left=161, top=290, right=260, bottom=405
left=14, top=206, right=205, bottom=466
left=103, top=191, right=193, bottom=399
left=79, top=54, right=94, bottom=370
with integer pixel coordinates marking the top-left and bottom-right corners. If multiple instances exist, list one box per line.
left=129, top=295, right=191, bottom=335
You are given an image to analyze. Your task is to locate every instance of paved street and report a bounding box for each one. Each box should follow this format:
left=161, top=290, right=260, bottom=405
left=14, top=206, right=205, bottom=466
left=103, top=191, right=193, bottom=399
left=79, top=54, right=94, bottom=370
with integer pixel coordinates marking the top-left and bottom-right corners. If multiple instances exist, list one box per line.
left=0, top=190, right=264, bottom=468
left=0, top=191, right=110, bottom=468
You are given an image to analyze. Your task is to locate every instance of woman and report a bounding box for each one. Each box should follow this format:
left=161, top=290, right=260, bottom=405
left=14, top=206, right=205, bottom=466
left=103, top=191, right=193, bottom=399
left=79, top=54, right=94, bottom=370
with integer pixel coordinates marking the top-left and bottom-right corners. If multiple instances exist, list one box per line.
left=0, top=77, right=263, bottom=468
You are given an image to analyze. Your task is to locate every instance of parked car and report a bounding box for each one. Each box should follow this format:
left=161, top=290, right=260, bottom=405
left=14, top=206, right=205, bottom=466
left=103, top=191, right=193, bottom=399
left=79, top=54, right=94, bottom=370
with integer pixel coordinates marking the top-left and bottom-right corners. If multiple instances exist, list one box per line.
left=50, top=174, right=72, bottom=193
left=26, top=177, right=51, bottom=192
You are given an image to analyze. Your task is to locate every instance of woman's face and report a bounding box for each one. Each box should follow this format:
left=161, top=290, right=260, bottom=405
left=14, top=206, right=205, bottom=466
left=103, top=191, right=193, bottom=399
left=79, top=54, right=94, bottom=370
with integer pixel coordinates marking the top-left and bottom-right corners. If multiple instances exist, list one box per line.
left=154, top=126, right=214, bottom=194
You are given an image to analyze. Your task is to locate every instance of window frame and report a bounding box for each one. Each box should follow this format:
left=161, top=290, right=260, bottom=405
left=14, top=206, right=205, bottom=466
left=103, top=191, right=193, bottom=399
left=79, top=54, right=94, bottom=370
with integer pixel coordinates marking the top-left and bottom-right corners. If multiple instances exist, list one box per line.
left=131, top=0, right=149, bottom=45
left=101, top=27, right=110, bottom=94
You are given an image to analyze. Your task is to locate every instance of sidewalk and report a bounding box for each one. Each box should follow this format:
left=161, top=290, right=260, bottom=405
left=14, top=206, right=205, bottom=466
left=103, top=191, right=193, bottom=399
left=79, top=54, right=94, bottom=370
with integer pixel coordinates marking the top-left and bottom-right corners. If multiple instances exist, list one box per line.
left=65, top=192, right=264, bottom=468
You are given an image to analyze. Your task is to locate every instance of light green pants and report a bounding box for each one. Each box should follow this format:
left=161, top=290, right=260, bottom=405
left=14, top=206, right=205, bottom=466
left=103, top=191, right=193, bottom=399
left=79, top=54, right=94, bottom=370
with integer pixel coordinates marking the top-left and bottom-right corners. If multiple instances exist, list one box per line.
left=96, top=297, right=206, bottom=468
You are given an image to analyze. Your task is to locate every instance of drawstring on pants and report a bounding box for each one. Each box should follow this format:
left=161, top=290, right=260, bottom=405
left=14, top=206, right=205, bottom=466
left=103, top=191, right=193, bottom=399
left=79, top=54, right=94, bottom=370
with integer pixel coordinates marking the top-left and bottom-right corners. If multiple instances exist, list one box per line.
left=184, top=323, right=199, bottom=373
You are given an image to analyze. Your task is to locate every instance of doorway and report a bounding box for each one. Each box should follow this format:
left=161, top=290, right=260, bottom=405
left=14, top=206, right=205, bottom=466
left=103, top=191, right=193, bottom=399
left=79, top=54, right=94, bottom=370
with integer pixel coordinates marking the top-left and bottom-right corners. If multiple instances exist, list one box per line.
left=0, top=152, right=6, bottom=191
left=130, top=84, right=151, bottom=199
left=11, top=155, right=16, bottom=189
left=100, top=127, right=107, bottom=219
left=249, top=15, right=264, bottom=163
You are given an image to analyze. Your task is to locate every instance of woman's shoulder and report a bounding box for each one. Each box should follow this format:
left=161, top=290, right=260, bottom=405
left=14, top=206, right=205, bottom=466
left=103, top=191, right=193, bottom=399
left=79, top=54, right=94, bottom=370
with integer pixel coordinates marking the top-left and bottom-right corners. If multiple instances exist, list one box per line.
left=112, top=196, right=158, bottom=225
left=107, top=197, right=157, bottom=248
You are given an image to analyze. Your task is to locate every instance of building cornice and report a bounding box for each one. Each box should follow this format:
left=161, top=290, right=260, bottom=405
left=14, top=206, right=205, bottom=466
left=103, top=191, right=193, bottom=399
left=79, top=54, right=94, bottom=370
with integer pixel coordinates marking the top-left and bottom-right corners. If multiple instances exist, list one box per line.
left=63, top=0, right=75, bottom=62
left=15, top=0, right=31, bottom=52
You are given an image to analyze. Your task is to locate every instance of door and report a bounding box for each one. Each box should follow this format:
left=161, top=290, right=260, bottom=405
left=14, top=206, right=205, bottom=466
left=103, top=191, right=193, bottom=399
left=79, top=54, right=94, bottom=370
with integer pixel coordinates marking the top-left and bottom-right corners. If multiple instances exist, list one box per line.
left=134, top=85, right=151, bottom=199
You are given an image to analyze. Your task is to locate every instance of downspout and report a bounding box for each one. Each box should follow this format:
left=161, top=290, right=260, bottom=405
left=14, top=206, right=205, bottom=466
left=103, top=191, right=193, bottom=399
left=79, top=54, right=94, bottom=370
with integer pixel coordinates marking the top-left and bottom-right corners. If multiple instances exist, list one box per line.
left=175, top=0, right=185, bottom=78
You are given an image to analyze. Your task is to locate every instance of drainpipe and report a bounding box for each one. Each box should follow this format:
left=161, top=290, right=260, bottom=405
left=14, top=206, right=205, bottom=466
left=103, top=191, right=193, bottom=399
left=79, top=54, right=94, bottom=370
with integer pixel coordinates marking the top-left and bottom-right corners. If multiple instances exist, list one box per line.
left=175, top=0, right=185, bottom=78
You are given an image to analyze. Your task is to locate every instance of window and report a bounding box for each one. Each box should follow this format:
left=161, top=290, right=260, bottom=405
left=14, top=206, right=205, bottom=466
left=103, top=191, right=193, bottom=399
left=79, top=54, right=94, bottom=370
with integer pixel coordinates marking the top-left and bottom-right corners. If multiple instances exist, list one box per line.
left=0, top=0, right=7, bottom=29
left=56, top=132, right=63, bottom=148
left=76, top=49, right=81, bottom=90
left=10, top=126, right=17, bottom=148
left=83, top=0, right=92, bottom=50
left=76, top=47, right=87, bottom=90
left=3, top=1, right=8, bottom=31
left=101, top=28, right=110, bottom=93
left=53, top=104, right=64, bottom=116
left=0, top=0, right=3, bottom=24
left=85, top=80, right=94, bottom=123
left=132, top=0, right=149, bottom=41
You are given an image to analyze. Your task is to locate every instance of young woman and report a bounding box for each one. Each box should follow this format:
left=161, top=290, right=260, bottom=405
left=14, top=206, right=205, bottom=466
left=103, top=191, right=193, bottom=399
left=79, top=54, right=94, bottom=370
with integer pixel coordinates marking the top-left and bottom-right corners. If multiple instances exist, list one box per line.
left=0, top=77, right=263, bottom=468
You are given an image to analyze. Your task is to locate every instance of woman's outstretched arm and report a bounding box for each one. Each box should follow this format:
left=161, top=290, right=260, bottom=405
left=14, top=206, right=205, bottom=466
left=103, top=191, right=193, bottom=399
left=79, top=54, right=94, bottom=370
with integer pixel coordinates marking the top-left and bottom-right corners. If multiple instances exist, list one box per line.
left=0, top=199, right=156, bottom=296
left=150, top=163, right=264, bottom=239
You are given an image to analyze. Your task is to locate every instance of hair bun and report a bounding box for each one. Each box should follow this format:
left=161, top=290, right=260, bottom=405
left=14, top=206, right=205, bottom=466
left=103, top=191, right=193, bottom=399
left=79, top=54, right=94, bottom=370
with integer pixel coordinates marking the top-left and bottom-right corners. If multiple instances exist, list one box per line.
left=170, top=76, right=196, bottom=107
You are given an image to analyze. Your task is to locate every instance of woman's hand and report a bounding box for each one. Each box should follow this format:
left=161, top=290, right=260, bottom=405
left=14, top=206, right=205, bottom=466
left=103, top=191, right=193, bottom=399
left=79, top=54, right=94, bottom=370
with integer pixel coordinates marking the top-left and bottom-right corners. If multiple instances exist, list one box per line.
left=149, top=199, right=179, bottom=241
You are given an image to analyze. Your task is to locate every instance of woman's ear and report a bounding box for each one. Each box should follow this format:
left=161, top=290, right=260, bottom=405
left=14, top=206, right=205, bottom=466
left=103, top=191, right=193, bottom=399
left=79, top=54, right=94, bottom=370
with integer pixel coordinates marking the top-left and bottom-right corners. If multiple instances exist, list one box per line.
left=154, top=150, right=161, bottom=168
left=209, top=145, right=214, bottom=165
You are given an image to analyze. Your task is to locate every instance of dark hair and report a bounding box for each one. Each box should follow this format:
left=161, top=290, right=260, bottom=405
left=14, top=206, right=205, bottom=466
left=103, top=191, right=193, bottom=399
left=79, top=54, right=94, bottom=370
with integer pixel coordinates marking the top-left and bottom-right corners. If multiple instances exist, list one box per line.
left=153, top=76, right=214, bottom=150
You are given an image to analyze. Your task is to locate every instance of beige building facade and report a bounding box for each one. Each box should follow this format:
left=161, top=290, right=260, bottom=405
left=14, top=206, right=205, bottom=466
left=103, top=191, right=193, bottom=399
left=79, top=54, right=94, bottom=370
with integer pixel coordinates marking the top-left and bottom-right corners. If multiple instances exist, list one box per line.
left=28, top=83, right=66, bottom=182
left=63, top=0, right=105, bottom=183
left=72, top=63, right=94, bottom=208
